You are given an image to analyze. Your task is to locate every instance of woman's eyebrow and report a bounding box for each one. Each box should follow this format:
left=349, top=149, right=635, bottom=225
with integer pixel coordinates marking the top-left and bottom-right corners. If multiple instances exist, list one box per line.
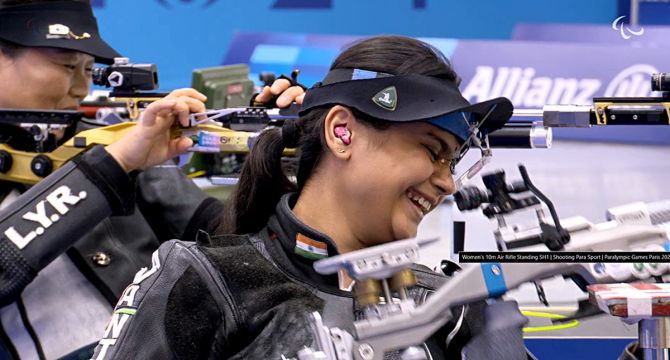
left=51, top=52, right=79, bottom=62
left=49, top=48, right=88, bottom=63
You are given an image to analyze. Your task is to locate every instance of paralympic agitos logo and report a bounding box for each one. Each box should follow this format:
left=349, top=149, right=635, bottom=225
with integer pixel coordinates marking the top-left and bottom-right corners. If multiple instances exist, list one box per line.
left=611, top=16, right=645, bottom=40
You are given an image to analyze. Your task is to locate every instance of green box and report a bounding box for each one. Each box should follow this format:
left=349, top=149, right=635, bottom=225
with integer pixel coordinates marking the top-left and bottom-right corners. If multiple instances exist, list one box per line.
left=191, top=64, right=255, bottom=109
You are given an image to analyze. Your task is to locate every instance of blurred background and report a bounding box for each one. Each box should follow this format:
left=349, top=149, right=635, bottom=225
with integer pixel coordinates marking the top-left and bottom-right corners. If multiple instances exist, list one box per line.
left=92, top=1, right=670, bottom=358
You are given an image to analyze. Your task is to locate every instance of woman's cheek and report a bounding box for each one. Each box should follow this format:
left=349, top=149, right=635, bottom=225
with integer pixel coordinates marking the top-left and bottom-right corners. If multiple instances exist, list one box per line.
left=391, top=206, right=418, bottom=241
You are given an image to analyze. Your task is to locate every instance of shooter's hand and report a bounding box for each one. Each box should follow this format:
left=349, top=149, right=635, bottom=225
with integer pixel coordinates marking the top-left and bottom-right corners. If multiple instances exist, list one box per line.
left=105, top=88, right=207, bottom=172
left=253, top=78, right=305, bottom=107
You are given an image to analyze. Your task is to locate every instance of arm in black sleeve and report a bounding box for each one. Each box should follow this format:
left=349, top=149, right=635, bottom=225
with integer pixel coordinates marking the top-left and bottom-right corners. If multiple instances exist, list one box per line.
left=0, top=145, right=134, bottom=305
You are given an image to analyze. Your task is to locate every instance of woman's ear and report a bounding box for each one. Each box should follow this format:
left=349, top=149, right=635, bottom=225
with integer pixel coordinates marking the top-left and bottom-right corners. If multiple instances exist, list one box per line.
left=324, top=105, right=357, bottom=160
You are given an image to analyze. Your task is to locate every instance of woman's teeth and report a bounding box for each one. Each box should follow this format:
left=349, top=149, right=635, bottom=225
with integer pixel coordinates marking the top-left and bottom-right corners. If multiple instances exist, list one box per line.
left=406, top=191, right=431, bottom=213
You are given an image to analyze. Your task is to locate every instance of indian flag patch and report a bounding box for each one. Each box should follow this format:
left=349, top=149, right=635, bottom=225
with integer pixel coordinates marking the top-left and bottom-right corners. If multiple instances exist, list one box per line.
left=294, top=233, right=328, bottom=260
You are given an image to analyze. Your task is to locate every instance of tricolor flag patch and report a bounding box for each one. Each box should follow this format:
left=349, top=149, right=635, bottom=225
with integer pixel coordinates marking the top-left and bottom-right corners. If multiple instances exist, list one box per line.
left=294, top=233, right=328, bottom=260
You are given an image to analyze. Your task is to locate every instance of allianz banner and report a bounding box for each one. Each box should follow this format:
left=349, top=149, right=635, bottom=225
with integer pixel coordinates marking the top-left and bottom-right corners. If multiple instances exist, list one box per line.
left=451, top=40, right=665, bottom=108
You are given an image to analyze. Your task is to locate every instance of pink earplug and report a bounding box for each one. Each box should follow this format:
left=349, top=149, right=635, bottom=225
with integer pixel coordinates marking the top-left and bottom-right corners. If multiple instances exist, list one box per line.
left=334, top=126, right=351, bottom=145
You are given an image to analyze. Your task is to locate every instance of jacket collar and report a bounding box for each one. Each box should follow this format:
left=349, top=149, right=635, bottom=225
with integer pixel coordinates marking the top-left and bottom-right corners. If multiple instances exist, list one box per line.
left=265, top=193, right=345, bottom=292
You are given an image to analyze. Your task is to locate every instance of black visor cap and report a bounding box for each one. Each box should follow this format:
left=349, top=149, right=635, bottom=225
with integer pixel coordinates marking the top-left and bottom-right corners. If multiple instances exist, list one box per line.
left=0, top=1, right=120, bottom=64
left=300, top=72, right=513, bottom=143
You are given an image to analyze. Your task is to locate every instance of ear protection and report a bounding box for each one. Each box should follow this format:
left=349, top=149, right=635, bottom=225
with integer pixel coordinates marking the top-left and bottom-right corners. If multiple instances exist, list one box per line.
left=334, top=125, right=351, bottom=145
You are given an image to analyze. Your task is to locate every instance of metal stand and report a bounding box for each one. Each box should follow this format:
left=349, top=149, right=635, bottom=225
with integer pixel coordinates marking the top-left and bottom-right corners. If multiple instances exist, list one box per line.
left=639, top=318, right=670, bottom=360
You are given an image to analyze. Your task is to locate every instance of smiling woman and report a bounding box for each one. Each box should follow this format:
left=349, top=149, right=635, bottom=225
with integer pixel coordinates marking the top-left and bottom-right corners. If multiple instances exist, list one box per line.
left=220, top=35, right=510, bottom=251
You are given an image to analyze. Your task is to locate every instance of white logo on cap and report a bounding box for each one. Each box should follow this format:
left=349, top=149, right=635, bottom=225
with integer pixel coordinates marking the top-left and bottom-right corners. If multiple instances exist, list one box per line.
left=378, top=92, right=392, bottom=105
left=46, top=24, right=91, bottom=40
left=372, top=86, right=397, bottom=111
left=48, top=24, right=70, bottom=36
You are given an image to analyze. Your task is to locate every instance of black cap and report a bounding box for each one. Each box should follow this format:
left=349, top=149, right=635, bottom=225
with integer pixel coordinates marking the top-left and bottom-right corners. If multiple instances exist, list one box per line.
left=0, top=1, right=120, bottom=64
left=300, top=68, right=513, bottom=144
